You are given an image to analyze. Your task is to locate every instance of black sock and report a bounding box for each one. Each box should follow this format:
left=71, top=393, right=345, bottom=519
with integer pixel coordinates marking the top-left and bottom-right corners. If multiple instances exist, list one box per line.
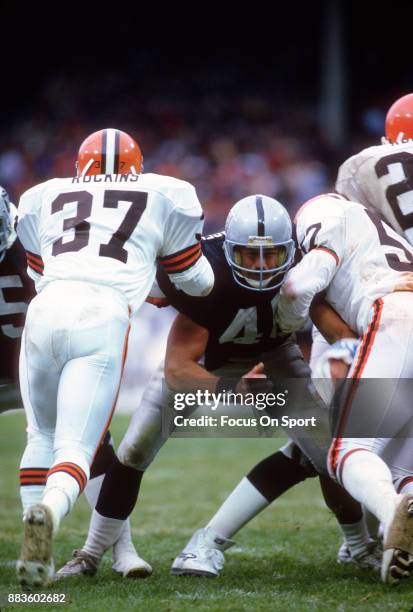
left=247, top=449, right=313, bottom=503
left=95, top=457, right=144, bottom=520
left=319, top=474, right=363, bottom=524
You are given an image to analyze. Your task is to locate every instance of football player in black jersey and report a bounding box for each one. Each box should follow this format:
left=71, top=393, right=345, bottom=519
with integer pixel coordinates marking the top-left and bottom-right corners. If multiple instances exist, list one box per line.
left=57, top=195, right=378, bottom=579
left=0, top=186, right=35, bottom=413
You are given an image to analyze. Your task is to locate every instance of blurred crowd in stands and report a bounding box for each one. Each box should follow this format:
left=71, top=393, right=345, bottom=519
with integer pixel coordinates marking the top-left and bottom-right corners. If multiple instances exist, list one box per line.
left=0, top=73, right=383, bottom=409
left=0, top=73, right=380, bottom=233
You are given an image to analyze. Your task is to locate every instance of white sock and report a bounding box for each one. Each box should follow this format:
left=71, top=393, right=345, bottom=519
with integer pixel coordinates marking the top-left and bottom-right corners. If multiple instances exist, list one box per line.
left=112, top=520, right=138, bottom=562
left=207, top=477, right=269, bottom=539
left=83, top=475, right=137, bottom=561
left=42, top=486, right=71, bottom=535
left=341, top=450, right=398, bottom=531
left=339, top=518, right=370, bottom=557
left=21, top=486, right=45, bottom=516
left=84, top=475, right=104, bottom=509
left=83, top=510, right=126, bottom=560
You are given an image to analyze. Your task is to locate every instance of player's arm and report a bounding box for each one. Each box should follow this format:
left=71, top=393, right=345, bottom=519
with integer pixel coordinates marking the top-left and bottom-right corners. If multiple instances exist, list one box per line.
left=165, top=313, right=265, bottom=393
left=276, top=250, right=338, bottom=333
left=310, top=293, right=357, bottom=343
left=276, top=196, right=345, bottom=333
left=164, top=313, right=214, bottom=391
left=159, top=184, right=214, bottom=297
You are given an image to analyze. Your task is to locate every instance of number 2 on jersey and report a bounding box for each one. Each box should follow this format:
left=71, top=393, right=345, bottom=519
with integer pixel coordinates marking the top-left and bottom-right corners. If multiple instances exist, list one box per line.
left=51, top=190, right=148, bottom=263
left=375, top=152, right=413, bottom=232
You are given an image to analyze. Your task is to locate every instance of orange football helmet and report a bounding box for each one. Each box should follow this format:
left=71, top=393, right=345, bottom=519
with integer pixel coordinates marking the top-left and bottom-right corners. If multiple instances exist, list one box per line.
left=76, top=128, right=143, bottom=176
left=385, top=94, right=413, bottom=143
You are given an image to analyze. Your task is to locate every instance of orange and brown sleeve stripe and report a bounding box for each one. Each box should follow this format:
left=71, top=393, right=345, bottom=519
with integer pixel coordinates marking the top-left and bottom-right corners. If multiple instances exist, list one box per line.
left=26, top=251, right=44, bottom=276
left=20, top=467, right=48, bottom=486
left=47, top=462, right=87, bottom=493
left=158, top=243, right=202, bottom=274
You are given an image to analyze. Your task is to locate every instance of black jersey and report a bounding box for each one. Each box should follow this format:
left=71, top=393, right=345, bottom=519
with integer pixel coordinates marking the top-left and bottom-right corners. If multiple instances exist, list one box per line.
left=157, top=233, right=287, bottom=370
left=0, top=239, right=35, bottom=382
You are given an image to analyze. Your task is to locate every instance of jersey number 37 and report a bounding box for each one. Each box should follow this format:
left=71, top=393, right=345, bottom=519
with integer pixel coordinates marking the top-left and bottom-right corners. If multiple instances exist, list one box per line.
left=51, top=189, right=147, bottom=263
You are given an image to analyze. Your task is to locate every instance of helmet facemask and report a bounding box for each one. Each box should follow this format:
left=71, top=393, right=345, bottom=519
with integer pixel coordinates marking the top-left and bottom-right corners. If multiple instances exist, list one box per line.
left=224, top=235, right=295, bottom=292
left=224, top=194, right=295, bottom=292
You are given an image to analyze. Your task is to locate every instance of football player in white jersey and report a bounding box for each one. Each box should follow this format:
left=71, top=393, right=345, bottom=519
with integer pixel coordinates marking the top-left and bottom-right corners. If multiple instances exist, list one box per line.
left=276, top=192, right=413, bottom=583
left=311, top=94, right=413, bottom=361
left=336, top=93, right=413, bottom=244
left=15, top=128, right=214, bottom=588
left=312, top=93, right=413, bottom=558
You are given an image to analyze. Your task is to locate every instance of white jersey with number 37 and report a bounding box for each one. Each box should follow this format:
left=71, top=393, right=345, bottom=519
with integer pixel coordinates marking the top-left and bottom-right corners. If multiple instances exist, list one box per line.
left=336, top=140, right=413, bottom=245
left=278, top=194, right=413, bottom=336
left=17, top=173, right=212, bottom=314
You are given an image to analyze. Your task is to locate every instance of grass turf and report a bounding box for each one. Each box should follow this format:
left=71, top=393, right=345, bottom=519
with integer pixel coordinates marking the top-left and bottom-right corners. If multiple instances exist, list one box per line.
left=1, top=411, right=413, bottom=611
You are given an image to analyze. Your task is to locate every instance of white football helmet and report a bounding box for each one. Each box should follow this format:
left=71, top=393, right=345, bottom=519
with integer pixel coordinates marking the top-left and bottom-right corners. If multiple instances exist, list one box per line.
left=0, top=186, right=12, bottom=263
left=224, top=195, right=295, bottom=291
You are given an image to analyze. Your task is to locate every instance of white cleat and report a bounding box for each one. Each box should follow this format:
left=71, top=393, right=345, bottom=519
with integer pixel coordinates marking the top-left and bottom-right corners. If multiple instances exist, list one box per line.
left=382, top=494, right=413, bottom=585
left=16, top=504, right=54, bottom=589
left=112, top=551, right=152, bottom=579
left=336, top=539, right=382, bottom=572
left=171, top=528, right=234, bottom=578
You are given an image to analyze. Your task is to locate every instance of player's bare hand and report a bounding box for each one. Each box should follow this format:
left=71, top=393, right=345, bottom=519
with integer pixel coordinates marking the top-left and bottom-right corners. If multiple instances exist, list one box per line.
left=236, top=363, right=272, bottom=394
left=393, top=272, right=413, bottom=292
left=329, top=358, right=350, bottom=383
left=243, top=362, right=266, bottom=379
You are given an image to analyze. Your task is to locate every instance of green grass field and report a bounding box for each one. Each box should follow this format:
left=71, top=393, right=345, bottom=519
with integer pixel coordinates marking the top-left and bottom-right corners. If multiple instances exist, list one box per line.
left=1, top=411, right=413, bottom=611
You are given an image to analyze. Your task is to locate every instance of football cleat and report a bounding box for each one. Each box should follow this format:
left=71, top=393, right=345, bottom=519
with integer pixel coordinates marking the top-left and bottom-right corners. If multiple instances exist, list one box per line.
left=55, top=549, right=99, bottom=579
left=112, top=551, right=152, bottom=579
left=76, top=128, right=143, bottom=177
left=171, top=528, right=235, bottom=578
left=337, top=539, right=382, bottom=571
left=381, top=494, right=413, bottom=584
left=16, top=504, right=54, bottom=589
left=111, top=522, right=152, bottom=578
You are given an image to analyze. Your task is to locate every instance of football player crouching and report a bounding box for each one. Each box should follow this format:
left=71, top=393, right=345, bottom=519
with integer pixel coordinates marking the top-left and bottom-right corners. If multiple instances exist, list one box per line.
left=56, top=195, right=377, bottom=580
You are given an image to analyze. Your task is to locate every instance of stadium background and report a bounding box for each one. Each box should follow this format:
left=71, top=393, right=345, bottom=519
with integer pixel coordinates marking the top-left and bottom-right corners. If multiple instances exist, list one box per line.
left=2, top=3, right=410, bottom=411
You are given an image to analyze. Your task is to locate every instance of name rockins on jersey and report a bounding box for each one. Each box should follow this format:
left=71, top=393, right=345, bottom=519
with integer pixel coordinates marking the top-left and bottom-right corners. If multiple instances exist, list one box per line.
left=72, top=173, right=140, bottom=183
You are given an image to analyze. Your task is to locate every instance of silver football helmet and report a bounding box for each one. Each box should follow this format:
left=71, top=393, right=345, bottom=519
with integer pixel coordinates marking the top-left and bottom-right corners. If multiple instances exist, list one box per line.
left=0, top=186, right=11, bottom=262
left=224, top=195, right=295, bottom=291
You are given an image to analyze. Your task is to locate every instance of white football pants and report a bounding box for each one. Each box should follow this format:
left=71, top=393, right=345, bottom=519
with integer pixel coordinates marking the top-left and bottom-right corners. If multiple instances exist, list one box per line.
left=19, top=280, right=130, bottom=516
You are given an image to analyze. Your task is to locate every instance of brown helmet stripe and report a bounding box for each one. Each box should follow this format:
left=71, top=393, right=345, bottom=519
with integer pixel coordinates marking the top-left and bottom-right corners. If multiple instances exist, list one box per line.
left=114, top=129, right=120, bottom=173
left=101, top=129, right=107, bottom=173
